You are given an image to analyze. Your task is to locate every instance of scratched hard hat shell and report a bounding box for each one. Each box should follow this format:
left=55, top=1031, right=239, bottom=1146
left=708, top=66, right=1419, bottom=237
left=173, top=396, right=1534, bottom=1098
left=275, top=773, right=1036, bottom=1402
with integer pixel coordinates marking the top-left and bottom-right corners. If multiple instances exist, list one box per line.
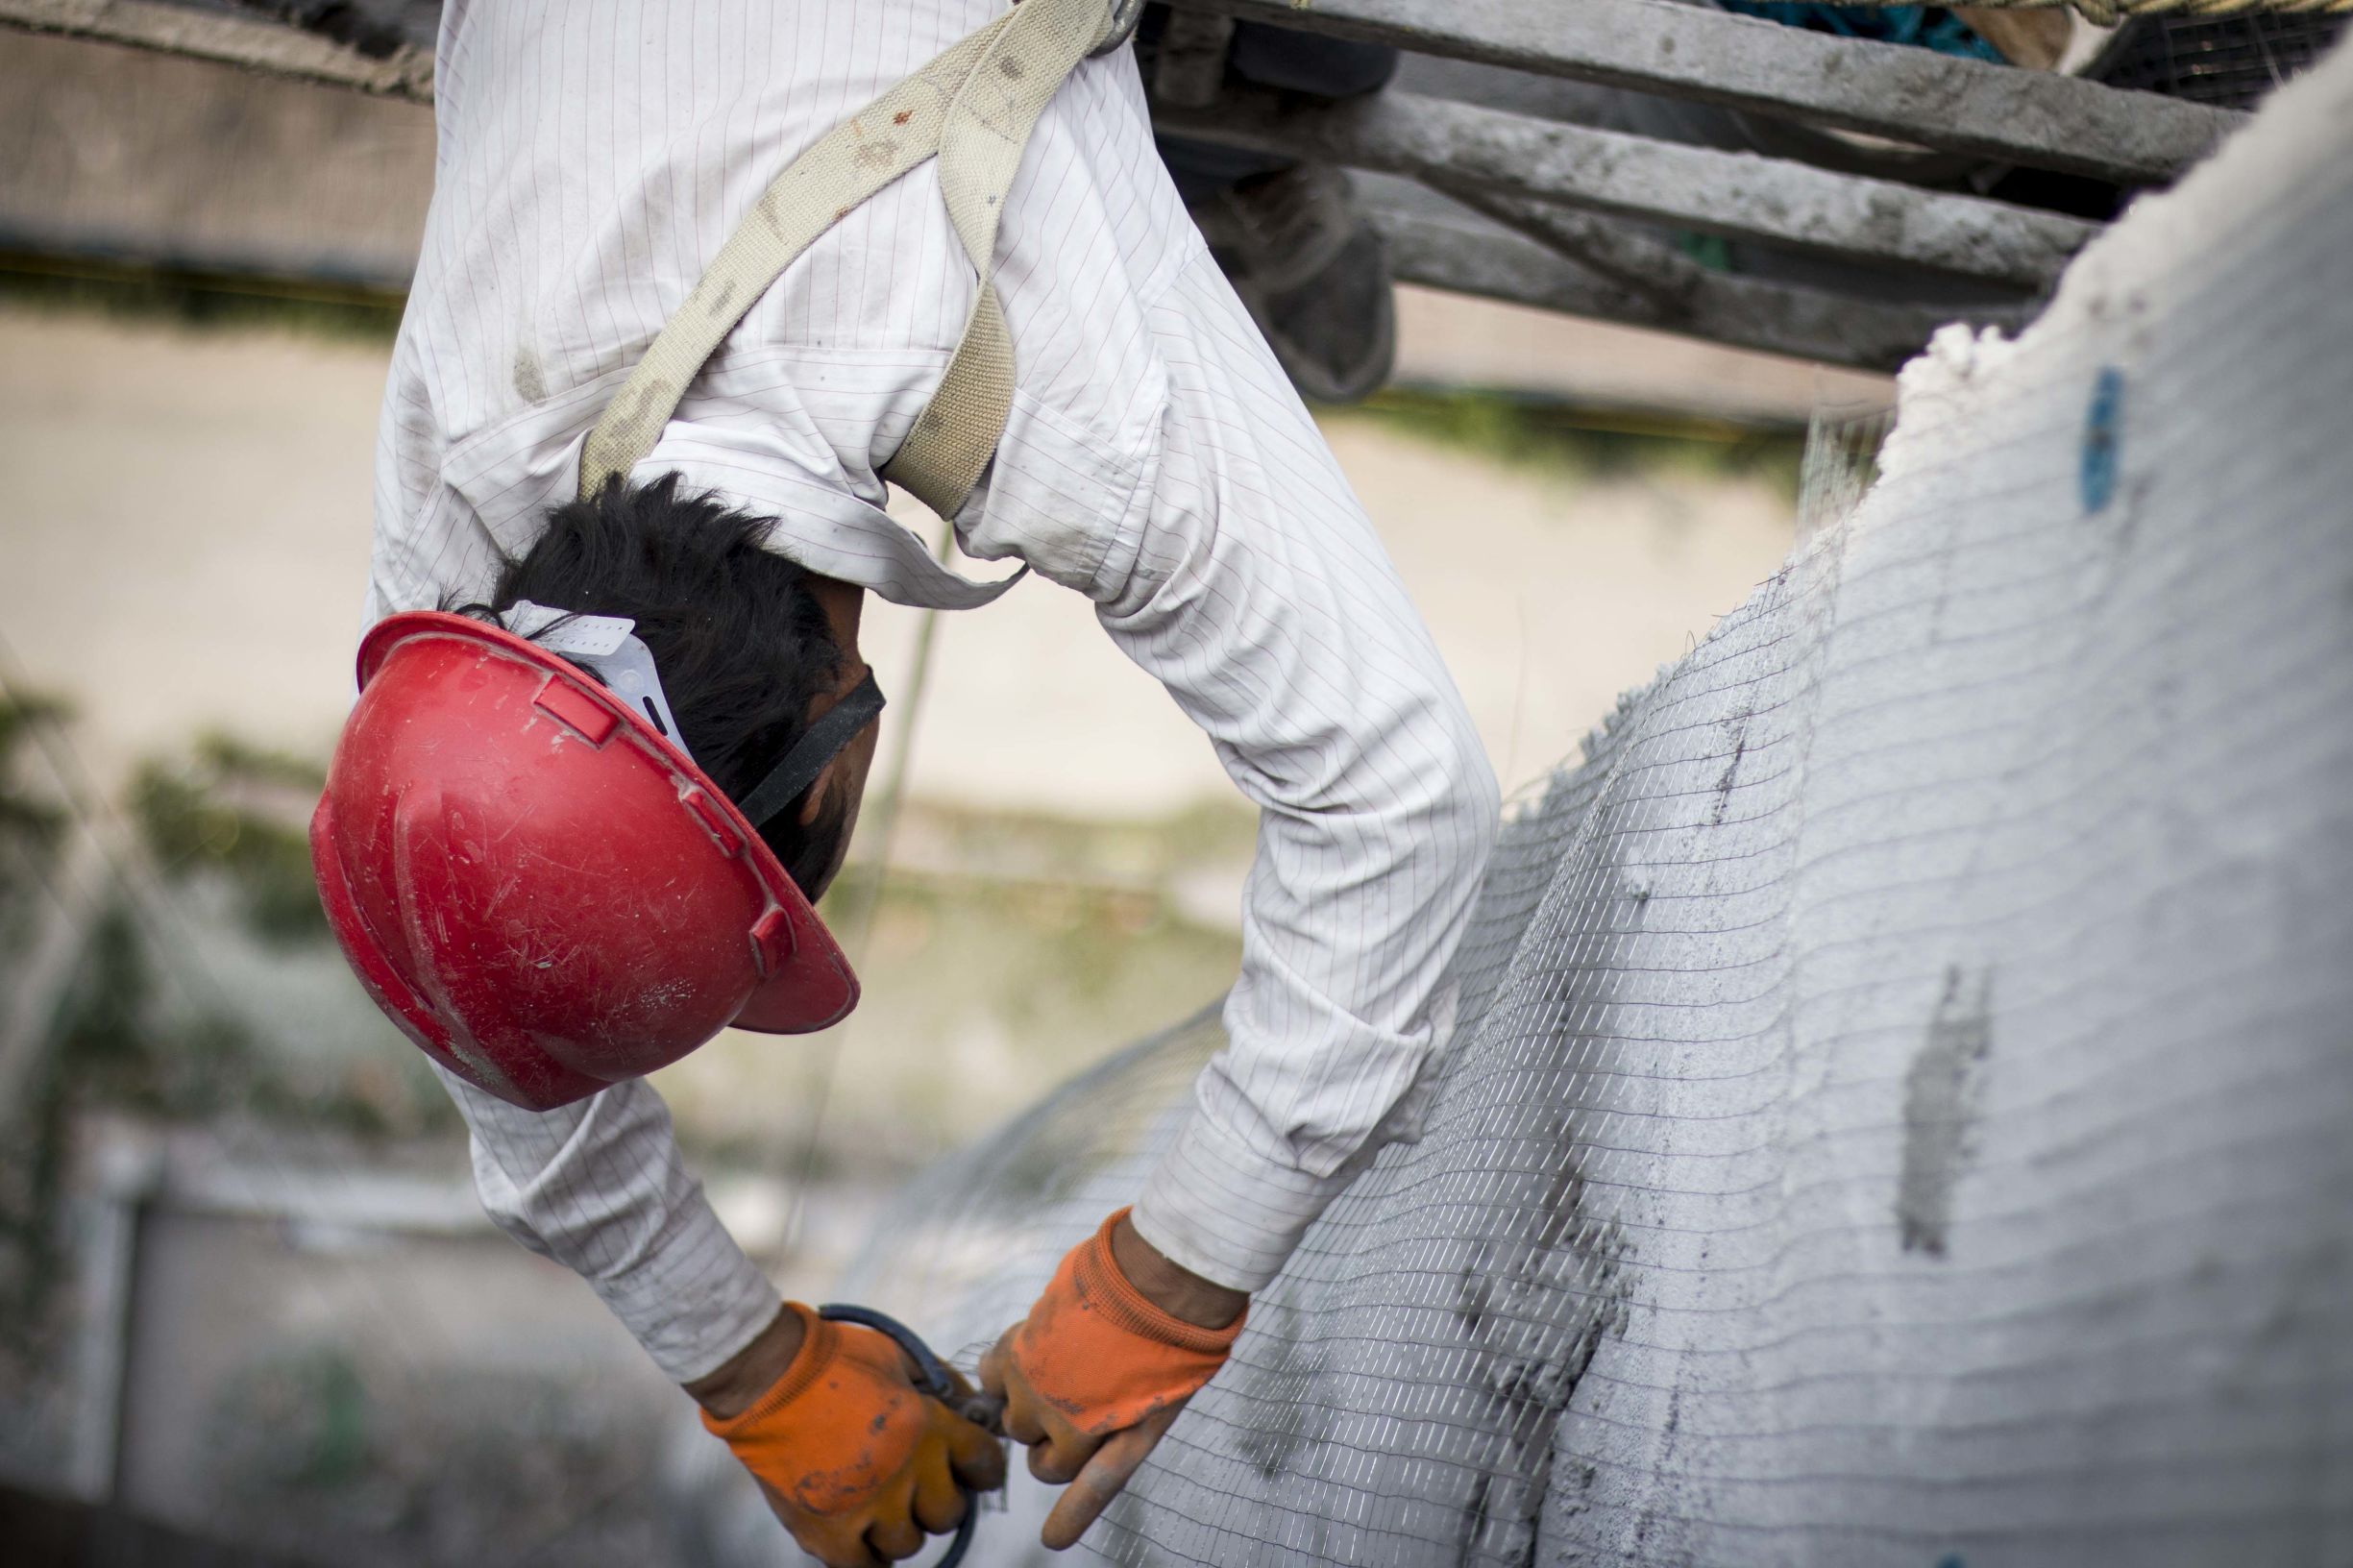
left=309, top=611, right=857, bottom=1110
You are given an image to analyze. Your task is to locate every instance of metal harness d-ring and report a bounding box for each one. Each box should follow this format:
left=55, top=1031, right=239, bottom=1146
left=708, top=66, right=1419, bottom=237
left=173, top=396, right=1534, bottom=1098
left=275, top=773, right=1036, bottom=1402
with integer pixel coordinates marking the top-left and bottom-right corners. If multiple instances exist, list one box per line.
left=1092, top=0, right=1147, bottom=55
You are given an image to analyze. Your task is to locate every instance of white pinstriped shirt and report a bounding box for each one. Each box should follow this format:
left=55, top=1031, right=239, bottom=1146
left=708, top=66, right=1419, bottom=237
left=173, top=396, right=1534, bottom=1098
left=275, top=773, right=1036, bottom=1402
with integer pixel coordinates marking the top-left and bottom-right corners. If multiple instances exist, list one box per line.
left=370, top=0, right=1499, bottom=1381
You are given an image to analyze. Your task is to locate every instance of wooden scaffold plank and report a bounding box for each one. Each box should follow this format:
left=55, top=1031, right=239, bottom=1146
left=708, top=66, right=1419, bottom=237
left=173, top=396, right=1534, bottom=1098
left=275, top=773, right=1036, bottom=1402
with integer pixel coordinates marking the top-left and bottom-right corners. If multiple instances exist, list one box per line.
left=1162, top=0, right=2243, bottom=184
left=1159, top=86, right=2099, bottom=288
left=1361, top=181, right=2021, bottom=370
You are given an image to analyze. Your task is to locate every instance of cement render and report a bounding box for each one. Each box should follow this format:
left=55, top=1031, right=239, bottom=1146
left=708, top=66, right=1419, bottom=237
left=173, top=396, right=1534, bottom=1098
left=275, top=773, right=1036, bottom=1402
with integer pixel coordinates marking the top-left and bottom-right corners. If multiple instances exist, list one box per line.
left=827, top=33, right=2353, bottom=1568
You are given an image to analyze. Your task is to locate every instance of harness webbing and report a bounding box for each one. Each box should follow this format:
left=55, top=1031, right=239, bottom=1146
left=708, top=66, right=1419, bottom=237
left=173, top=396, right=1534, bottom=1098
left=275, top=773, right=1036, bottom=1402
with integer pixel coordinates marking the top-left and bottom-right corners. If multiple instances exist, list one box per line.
left=577, top=0, right=1123, bottom=520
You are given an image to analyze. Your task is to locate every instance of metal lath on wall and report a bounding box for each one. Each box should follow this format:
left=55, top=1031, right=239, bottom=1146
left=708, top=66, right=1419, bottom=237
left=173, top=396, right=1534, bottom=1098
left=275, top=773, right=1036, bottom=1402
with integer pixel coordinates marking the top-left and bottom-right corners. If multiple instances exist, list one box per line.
left=819, top=37, right=2353, bottom=1566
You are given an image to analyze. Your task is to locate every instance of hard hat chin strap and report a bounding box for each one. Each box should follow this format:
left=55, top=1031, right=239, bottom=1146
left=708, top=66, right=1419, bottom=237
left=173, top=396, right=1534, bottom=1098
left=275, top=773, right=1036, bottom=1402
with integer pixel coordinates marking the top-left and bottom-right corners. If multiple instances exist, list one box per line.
left=502, top=600, right=886, bottom=831
left=735, top=672, right=889, bottom=832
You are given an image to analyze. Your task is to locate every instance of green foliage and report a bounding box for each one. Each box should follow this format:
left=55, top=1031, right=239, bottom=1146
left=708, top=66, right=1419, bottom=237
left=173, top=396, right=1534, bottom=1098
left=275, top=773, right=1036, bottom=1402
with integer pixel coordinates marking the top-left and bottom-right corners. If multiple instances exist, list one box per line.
left=0, top=715, right=457, bottom=1352
left=44, top=890, right=453, bottom=1142
left=0, top=692, right=75, bottom=1353
left=96, top=731, right=455, bottom=1139
left=49, top=906, right=262, bottom=1121
left=213, top=1347, right=376, bottom=1494
left=131, top=733, right=329, bottom=945
left=0, top=695, right=71, bottom=945
left=201, top=1349, right=666, bottom=1564
left=0, top=258, right=404, bottom=343
left=0, top=694, right=69, bottom=853
left=1338, top=387, right=1804, bottom=498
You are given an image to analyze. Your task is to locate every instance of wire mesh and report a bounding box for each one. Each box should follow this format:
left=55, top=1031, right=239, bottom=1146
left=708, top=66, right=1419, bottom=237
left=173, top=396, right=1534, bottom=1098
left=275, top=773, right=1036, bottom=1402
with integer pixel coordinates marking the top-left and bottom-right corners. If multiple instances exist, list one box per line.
left=831, top=35, right=2353, bottom=1568
left=2090, top=12, right=2349, bottom=106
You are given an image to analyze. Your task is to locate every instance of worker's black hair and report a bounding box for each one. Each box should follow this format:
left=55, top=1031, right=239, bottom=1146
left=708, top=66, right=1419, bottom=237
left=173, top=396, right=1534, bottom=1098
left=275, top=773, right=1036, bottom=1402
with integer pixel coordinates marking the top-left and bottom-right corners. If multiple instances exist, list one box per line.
left=448, top=475, right=855, bottom=897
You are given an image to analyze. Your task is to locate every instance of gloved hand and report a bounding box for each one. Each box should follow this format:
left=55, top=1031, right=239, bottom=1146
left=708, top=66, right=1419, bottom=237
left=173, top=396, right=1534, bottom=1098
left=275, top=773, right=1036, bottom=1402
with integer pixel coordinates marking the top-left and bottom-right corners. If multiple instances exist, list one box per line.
left=701, top=1301, right=1005, bottom=1568
left=979, top=1209, right=1245, bottom=1550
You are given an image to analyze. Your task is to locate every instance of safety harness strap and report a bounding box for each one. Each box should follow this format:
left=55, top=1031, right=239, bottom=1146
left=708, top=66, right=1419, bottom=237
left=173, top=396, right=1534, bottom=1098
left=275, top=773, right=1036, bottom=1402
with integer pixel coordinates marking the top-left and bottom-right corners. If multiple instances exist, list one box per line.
left=578, top=0, right=1121, bottom=520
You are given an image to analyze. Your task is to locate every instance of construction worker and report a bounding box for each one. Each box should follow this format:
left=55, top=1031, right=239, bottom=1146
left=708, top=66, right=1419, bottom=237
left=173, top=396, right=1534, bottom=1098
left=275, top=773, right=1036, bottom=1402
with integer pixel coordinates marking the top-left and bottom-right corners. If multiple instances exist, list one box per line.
left=314, top=1, right=1497, bottom=1562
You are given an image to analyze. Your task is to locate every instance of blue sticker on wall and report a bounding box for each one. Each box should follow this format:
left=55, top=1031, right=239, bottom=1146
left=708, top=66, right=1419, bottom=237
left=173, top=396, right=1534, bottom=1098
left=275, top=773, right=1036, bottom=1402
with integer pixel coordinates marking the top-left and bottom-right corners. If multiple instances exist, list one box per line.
left=2080, top=366, right=2123, bottom=514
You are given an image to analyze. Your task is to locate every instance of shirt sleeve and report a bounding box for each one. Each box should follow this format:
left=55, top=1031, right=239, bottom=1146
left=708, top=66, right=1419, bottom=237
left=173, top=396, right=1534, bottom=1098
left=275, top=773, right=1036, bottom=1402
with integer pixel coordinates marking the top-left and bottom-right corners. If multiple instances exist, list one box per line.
left=432, top=1066, right=784, bottom=1384
left=1098, top=252, right=1501, bottom=1292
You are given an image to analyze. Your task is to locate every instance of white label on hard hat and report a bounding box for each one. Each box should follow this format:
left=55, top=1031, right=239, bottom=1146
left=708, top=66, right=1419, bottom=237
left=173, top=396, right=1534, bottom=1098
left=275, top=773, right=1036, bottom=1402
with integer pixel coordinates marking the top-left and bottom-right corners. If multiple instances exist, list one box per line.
left=504, top=601, right=696, bottom=765
left=505, top=600, right=636, bottom=657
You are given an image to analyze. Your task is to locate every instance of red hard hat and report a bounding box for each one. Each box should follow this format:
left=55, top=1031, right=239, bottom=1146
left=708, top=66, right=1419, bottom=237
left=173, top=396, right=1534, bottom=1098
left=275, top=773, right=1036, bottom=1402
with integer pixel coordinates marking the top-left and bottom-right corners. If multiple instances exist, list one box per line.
left=310, top=611, right=858, bottom=1111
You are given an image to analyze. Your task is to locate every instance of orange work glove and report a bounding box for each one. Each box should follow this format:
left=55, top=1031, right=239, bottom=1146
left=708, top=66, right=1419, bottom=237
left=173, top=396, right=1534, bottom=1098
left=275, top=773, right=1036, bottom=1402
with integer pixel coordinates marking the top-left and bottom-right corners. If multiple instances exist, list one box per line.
left=979, top=1210, right=1245, bottom=1549
left=702, top=1302, right=1005, bottom=1568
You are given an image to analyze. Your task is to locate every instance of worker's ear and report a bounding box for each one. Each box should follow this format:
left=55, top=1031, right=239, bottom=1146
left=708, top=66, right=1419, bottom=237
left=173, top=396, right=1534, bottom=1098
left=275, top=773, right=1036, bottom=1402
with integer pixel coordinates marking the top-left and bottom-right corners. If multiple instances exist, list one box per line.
left=796, top=577, right=871, bottom=836
left=795, top=683, right=880, bottom=841
left=797, top=762, right=838, bottom=829
left=788, top=719, right=872, bottom=903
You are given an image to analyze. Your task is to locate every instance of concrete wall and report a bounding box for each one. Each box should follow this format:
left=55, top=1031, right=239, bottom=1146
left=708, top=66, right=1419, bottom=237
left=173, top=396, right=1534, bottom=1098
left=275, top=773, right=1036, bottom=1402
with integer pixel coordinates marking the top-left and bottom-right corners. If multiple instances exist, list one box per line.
left=829, top=34, right=2353, bottom=1568
left=0, top=33, right=432, bottom=288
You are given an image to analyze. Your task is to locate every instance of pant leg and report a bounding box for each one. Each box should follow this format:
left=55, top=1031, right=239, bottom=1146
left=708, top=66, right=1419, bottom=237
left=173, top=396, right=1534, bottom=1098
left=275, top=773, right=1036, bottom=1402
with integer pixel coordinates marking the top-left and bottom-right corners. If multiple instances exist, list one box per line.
left=1150, top=135, right=1285, bottom=204
left=1228, top=21, right=1398, bottom=99
left=1142, top=5, right=1399, bottom=201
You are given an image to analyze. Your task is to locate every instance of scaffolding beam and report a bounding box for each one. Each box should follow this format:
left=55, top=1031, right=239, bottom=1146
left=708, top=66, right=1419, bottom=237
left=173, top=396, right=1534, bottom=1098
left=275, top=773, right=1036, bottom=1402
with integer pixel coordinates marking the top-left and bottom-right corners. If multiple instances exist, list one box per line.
left=1160, top=86, right=2096, bottom=288
left=0, top=0, right=433, bottom=100
left=1, top=0, right=2221, bottom=368
left=1367, top=192, right=2013, bottom=370
left=1162, top=0, right=2241, bottom=185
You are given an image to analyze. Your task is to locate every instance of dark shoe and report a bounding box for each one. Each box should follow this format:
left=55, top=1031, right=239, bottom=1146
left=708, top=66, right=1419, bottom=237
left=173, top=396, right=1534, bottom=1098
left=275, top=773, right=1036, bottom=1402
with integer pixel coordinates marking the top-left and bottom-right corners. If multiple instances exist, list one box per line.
left=1194, top=165, right=1396, bottom=404
left=1248, top=225, right=1396, bottom=404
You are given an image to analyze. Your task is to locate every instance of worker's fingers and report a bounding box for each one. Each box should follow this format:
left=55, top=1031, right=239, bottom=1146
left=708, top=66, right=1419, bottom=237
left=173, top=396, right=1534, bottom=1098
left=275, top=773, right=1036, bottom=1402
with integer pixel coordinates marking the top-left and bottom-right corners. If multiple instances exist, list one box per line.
left=939, top=1405, right=1008, bottom=1493
left=749, top=1477, right=803, bottom=1550
left=977, top=1326, right=1018, bottom=1401
left=802, top=1532, right=882, bottom=1568
left=1040, top=1404, right=1185, bottom=1553
left=999, top=1373, right=1050, bottom=1448
left=1025, top=1421, right=1101, bottom=1486
left=992, top=1353, right=1094, bottom=1481
left=866, top=1518, right=924, bottom=1564
left=982, top=1324, right=1107, bottom=1482
left=865, top=1472, right=926, bottom=1563
left=753, top=1478, right=883, bottom=1568
left=911, top=1442, right=969, bottom=1535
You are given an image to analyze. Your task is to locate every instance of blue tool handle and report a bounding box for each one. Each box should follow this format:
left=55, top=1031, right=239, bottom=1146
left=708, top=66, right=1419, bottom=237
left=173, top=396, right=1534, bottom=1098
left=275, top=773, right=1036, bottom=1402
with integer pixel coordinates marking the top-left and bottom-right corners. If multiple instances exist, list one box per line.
left=817, top=1304, right=983, bottom=1568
